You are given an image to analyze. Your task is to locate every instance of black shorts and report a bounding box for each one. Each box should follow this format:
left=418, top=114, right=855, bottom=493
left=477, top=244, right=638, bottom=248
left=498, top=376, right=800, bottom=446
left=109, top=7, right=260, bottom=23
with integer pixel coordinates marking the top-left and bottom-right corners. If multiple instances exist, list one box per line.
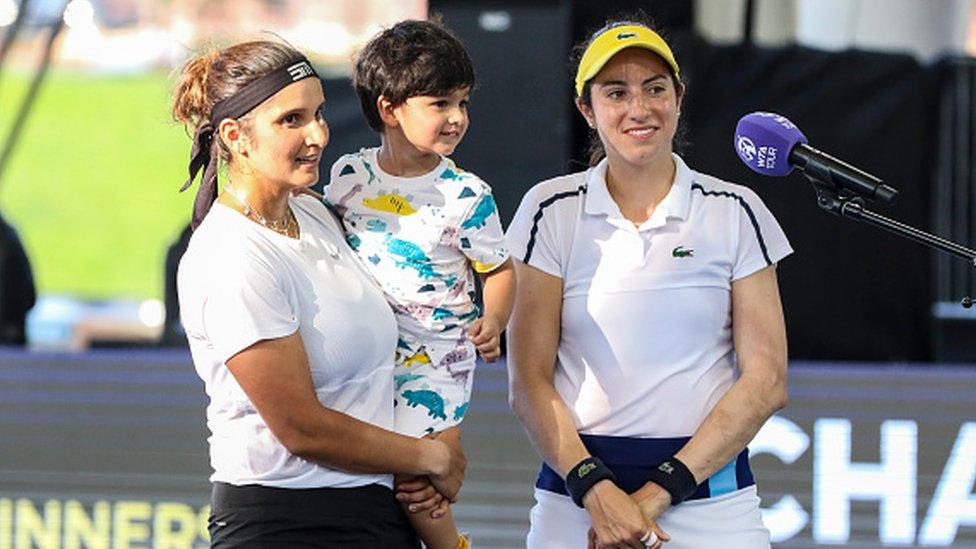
left=209, top=482, right=421, bottom=548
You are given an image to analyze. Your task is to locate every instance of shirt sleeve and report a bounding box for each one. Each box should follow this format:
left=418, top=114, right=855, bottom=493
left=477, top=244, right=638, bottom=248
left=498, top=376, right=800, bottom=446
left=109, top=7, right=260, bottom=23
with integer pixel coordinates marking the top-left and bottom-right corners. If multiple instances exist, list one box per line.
left=324, top=154, right=367, bottom=210
left=201, top=249, right=299, bottom=363
left=458, top=184, right=510, bottom=273
left=732, top=187, right=793, bottom=281
left=505, top=184, right=564, bottom=279
left=323, top=156, right=348, bottom=207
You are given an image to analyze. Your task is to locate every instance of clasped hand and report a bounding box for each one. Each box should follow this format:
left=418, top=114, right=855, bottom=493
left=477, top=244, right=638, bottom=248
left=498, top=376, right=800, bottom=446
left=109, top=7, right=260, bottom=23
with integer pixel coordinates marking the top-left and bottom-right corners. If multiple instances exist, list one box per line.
left=395, top=427, right=466, bottom=519
left=585, top=480, right=672, bottom=549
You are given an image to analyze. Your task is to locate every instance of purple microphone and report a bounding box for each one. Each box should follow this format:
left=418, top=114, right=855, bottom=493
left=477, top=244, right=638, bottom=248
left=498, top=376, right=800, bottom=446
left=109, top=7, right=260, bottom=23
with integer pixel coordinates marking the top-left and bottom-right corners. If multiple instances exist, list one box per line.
left=734, top=112, right=897, bottom=203
left=734, top=112, right=807, bottom=177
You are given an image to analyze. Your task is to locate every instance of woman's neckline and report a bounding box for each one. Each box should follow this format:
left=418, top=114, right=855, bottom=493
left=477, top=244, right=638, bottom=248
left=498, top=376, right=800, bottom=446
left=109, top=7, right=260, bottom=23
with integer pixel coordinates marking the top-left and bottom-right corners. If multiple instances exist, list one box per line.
left=213, top=198, right=304, bottom=242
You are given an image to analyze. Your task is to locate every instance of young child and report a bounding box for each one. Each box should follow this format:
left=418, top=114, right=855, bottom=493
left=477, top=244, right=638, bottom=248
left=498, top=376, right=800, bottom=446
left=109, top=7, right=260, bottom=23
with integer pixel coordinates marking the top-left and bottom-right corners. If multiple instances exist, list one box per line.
left=325, top=19, right=515, bottom=549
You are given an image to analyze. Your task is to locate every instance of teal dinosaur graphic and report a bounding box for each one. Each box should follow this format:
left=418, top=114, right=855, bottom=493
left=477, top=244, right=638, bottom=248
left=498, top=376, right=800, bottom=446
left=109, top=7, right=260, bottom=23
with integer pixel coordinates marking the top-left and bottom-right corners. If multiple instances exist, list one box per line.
left=386, top=236, right=438, bottom=278
left=402, top=389, right=447, bottom=420
left=339, top=164, right=355, bottom=176
left=347, top=234, right=362, bottom=250
left=362, top=159, right=378, bottom=184
left=458, top=187, right=476, bottom=199
left=453, top=402, right=469, bottom=421
left=432, top=307, right=453, bottom=321
left=395, top=373, right=425, bottom=390
left=440, top=167, right=463, bottom=181
left=453, top=308, right=480, bottom=324
left=461, top=194, right=497, bottom=230
left=672, top=245, right=694, bottom=258
left=366, top=218, right=387, bottom=232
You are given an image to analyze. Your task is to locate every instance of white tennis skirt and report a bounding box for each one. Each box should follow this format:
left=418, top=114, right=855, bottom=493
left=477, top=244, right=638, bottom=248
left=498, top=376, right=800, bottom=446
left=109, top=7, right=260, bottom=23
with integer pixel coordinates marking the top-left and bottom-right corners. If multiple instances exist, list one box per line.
left=526, top=485, right=770, bottom=549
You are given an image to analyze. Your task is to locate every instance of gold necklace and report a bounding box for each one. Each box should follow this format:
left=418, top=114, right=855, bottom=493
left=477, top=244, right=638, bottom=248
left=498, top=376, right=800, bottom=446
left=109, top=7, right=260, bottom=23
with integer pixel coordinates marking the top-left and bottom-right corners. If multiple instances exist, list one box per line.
left=225, top=186, right=297, bottom=238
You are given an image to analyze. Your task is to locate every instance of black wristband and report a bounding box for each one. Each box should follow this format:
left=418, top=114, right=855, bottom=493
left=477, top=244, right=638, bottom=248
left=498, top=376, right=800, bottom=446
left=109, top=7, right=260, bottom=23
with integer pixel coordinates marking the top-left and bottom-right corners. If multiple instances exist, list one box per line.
left=564, top=456, right=617, bottom=508
left=646, top=457, right=698, bottom=505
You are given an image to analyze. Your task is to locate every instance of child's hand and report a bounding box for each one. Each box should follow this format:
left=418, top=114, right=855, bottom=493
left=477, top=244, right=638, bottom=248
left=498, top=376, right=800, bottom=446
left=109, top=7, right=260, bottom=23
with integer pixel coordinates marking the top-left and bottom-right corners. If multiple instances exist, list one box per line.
left=469, top=316, right=501, bottom=362
left=395, top=475, right=449, bottom=518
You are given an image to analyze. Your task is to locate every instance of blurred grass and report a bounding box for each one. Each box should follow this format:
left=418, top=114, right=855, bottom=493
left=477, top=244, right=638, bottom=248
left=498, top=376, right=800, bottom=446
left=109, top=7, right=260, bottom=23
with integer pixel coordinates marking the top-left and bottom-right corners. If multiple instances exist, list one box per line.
left=0, top=70, right=194, bottom=300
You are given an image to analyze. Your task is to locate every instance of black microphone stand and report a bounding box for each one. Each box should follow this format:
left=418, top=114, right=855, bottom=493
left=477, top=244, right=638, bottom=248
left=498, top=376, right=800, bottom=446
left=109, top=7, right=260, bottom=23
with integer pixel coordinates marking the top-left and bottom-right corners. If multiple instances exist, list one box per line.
left=808, top=179, right=976, bottom=308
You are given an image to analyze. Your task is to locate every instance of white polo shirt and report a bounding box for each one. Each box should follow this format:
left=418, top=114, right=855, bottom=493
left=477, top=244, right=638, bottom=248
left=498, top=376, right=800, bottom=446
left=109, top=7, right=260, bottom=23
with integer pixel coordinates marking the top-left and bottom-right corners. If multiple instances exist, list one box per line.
left=506, top=155, right=792, bottom=439
left=178, top=195, right=399, bottom=489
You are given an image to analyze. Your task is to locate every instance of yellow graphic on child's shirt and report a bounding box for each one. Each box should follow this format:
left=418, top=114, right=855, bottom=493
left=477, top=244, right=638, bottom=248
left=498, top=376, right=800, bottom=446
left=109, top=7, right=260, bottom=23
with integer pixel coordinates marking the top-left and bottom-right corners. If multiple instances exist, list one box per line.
left=472, top=260, right=498, bottom=273
left=400, top=350, right=432, bottom=367
left=362, top=193, right=417, bottom=215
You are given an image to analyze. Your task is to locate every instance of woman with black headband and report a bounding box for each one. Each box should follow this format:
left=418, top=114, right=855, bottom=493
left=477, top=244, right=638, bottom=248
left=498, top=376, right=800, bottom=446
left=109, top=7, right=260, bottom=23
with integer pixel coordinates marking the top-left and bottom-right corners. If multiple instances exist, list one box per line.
left=173, top=41, right=463, bottom=547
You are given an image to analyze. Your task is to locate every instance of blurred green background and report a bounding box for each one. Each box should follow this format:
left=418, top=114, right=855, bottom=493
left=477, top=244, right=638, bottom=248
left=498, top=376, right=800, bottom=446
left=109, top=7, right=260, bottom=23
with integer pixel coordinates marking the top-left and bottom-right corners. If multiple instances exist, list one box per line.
left=0, top=70, right=193, bottom=300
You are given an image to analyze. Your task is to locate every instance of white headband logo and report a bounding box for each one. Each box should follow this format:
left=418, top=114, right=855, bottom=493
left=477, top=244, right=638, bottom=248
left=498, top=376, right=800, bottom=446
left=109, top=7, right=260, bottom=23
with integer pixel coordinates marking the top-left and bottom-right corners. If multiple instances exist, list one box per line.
left=287, top=61, right=314, bottom=81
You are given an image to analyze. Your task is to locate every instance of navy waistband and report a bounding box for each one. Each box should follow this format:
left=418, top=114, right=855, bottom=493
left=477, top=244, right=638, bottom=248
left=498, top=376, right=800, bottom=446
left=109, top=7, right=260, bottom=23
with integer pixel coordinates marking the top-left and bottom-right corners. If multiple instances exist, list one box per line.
left=536, top=434, right=754, bottom=502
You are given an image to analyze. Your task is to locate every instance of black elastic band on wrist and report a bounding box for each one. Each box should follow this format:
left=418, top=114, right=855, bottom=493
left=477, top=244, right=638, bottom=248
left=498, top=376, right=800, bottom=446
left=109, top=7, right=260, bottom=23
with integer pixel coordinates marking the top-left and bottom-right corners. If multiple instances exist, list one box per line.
left=564, top=456, right=617, bottom=508
left=646, top=457, right=698, bottom=505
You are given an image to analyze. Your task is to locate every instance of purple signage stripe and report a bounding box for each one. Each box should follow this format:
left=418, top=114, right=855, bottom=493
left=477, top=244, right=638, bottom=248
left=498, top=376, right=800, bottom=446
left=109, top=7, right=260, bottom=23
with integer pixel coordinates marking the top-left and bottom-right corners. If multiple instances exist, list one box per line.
left=0, top=389, right=205, bottom=406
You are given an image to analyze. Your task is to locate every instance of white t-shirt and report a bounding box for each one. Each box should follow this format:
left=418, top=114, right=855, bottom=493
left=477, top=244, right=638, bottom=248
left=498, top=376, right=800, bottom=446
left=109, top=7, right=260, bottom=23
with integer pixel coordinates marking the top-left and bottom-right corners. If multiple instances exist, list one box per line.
left=178, top=195, right=399, bottom=489
left=506, top=155, right=793, bottom=438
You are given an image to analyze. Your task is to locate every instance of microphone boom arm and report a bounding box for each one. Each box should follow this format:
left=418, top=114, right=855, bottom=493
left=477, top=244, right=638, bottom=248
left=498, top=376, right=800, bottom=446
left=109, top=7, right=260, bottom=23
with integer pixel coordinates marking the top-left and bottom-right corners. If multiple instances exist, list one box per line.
left=809, top=179, right=976, bottom=307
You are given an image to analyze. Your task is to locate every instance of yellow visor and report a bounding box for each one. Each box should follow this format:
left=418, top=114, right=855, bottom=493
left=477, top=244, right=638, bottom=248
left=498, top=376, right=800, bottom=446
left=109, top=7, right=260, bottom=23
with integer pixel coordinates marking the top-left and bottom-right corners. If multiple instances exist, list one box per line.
left=574, top=24, right=680, bottom=96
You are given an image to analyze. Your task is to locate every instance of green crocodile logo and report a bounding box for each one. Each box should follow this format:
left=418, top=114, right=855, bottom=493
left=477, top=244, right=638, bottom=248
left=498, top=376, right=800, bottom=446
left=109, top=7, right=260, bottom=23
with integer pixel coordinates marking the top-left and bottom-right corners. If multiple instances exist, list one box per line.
left=617, top=32, right=637, bottom=40
left=672, top=246, right=694, bottom=258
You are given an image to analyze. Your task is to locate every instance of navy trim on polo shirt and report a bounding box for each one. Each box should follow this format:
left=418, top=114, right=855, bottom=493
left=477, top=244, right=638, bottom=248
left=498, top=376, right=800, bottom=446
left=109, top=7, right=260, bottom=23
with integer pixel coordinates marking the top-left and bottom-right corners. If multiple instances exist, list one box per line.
left=523, top=185, right=587, bottom=264
left=691, top=182, right=772, bottom=266
left=536, top=434, right=754, bottom=502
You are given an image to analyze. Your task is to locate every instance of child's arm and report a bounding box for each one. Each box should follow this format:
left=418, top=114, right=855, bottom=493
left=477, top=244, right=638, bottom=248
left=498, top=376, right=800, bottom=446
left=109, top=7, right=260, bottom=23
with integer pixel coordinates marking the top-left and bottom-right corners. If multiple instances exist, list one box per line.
left=469, top=258, right=515, bottom=362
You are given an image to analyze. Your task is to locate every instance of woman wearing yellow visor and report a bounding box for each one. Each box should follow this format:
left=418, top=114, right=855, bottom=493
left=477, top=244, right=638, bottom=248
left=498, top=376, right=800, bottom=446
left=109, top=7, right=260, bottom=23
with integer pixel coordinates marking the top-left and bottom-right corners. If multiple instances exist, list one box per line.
left=506, top=16, right=792, bottom=549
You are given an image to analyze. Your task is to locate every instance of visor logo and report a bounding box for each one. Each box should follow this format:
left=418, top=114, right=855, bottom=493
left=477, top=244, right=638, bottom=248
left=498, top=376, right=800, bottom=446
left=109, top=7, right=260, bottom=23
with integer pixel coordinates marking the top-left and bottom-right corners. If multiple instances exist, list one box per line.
left=616, top=32, right=637, bottom=40
left=287, top=61, right=314, bottom=81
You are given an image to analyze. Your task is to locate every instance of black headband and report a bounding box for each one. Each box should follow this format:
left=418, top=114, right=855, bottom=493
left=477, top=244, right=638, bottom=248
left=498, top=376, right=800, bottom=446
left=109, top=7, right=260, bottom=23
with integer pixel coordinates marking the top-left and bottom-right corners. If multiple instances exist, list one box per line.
left=179, top=58, right=319, bottom=230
